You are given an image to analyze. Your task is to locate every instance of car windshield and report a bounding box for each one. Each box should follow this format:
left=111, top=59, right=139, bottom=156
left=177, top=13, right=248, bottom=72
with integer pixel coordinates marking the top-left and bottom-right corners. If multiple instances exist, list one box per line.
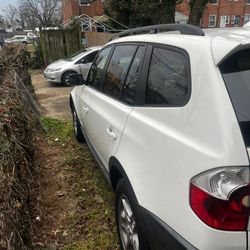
left=220, top=49, right=250, bottom=122
left=66, top=49, right=87, bottom=61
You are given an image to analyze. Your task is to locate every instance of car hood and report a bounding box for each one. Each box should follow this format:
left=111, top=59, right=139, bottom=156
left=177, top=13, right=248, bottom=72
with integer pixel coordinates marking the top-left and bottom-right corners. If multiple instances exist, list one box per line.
left=5, top=39, right=13, bottom=42
left=46, top=59, right=72, bottom=70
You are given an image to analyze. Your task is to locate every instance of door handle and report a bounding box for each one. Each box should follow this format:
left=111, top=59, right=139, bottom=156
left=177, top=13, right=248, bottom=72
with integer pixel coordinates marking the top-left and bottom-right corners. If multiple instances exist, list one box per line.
left=106, top=128, right=117, bottom=141
left=83, top=105, right=88, bottom=113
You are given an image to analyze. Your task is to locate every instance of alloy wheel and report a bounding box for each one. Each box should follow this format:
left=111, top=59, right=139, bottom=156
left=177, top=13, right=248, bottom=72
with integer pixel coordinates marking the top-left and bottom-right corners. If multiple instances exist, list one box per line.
left=118, top=195, right=139, bottom=250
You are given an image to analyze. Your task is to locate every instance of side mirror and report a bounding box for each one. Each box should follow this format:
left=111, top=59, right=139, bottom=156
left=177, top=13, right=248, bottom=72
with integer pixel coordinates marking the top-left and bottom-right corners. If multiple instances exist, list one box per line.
left=68, top=73, right=86, bottom=86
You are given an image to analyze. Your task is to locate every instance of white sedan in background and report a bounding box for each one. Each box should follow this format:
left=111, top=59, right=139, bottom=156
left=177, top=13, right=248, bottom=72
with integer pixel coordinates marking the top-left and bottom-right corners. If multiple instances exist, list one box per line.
left=44, top=46, right=101, bottom=85
left=5, top=35, right=31, bottom=44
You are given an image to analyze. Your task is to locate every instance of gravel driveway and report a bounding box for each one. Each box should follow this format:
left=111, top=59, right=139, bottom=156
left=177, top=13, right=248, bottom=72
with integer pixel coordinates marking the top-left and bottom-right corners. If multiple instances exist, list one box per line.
left=31, top=70, right=73, bottom=120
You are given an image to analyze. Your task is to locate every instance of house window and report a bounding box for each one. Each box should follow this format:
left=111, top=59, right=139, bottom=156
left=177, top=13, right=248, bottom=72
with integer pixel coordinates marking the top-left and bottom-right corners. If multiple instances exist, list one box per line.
left=244, top=14, right=250, bottom=23
left=209, top=15, right=217, bottom=27
left=231, top=15, right=241, bottom=26
left=231, top=15, right=235, bottom=24
left=234, top=15, right=241, bottom=26
left=220, top=16, right=230, bottom=27
left=210, top=0, right=218, bottom=4
left=79, top=0, right=90, bottom=5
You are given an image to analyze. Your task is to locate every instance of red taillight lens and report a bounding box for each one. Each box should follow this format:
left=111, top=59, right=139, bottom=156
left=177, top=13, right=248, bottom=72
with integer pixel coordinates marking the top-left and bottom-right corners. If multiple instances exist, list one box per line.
left=190, top=167, right=250, bottom=231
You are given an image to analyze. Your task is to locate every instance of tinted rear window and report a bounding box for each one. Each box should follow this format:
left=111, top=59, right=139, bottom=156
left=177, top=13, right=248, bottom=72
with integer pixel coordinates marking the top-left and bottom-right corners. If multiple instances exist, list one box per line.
left=220, top=49, right=250, bottom=146
left=220, top=49, right=250, bottom=122
left=146, top=47, right=190, bottom=106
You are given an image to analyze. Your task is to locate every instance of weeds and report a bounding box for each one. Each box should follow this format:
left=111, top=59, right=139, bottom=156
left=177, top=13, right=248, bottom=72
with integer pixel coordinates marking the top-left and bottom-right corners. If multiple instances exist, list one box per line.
left=41, top=117, right=73, bottom=141
left=35, top=117, right=120, bottom=249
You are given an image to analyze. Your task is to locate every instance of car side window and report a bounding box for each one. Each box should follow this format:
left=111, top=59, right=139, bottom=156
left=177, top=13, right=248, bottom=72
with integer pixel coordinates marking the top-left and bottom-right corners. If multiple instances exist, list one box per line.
left=146, top=47, right=190, bottom=106
left=120, top=46, right=145, bottom=105
left=82, top=50, right=99, bottom=64
left=103, top=45, right=137, bottom=100
left=88, top=47, right=112, bottom=90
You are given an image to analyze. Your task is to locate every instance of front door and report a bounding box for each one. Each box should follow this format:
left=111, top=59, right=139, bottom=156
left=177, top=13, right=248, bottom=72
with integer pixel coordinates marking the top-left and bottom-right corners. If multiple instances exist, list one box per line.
left=86, top=44, right=144, bottom=169
left=79, top=50, right=99, bottom=79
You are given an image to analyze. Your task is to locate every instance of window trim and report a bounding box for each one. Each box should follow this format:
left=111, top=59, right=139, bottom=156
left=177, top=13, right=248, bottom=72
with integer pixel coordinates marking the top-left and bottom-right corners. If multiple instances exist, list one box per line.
left=244, top=14, right=250, bottom=23
left=210, top=0, right=218, bottom=5
left=102, top=44, right=139, bottom=100
left=79, top=0, right=90, bottom=6
left=119, top=45, right=147, bottom=105
left=209, top=15, right=217, bottom=27
left=86, top=45, right=115, bottom=91
left=140, top=43, right=192, bottom=108
left=75, top=50, right=99, bottom=64
left=86, top=42, right=147, bottom=106
left=220, top=15, right=230, bottom=25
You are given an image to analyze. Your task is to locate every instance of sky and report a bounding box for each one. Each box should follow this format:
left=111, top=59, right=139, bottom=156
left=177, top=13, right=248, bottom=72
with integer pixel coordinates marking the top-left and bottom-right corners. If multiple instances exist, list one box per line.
left=0, top=0, right=19, bottom=15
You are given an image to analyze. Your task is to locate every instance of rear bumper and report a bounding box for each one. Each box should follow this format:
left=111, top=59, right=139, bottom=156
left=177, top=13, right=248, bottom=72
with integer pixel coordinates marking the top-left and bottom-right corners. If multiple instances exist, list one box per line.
left=140, top=207, right=197, bottom=250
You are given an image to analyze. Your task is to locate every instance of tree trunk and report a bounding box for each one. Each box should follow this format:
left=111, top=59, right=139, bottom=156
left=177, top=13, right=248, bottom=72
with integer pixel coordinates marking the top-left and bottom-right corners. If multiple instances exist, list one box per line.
left=187, top=0, right=209, bottom=26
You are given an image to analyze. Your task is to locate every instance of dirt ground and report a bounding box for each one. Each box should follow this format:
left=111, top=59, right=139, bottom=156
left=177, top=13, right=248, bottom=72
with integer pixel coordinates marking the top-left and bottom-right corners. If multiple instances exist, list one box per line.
left=31, top=70, right=119, bottom=250
left=31, top=70, right=73, bottom=120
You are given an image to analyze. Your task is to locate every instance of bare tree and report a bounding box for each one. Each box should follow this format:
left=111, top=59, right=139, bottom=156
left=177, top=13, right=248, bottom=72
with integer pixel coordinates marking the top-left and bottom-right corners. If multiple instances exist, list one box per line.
left=19, top=0, right=62, bottom=27
left=2, top=4, right=18, bottom=24
left=187, top=0, right=209, bottom=26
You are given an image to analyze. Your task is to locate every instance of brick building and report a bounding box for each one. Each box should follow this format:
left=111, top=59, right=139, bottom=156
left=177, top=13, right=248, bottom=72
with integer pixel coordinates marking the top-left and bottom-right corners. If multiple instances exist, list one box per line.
left=176, top=0, right=250, bottom=28
left=63, top=0, right=105, bottom=22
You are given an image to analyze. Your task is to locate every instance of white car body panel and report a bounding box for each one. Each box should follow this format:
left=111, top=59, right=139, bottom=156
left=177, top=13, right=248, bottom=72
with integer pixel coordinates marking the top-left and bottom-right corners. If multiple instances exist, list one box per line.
left=71, top=28, right=250, bottom=249
left=84, top=89, right=133, bottom=169
left=5, top=35, right=30, bottom=44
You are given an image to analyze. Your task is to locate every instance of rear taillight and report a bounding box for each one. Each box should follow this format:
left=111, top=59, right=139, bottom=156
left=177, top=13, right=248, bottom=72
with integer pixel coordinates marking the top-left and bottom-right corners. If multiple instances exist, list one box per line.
left=190, top=167, right=250, bottom=231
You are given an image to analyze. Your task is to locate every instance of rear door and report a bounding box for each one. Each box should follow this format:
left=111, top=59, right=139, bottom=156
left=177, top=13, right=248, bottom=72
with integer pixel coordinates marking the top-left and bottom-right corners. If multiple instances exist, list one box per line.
left=87, top=44, right=146, bottom=169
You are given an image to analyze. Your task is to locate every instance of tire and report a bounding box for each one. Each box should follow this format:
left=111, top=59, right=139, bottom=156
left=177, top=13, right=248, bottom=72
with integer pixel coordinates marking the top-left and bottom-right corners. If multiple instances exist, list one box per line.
left=72, top=107, right=85, bottom=143
left=115, top=179, right=150, bottom=250
left=61, top=71, right=77, bottom=85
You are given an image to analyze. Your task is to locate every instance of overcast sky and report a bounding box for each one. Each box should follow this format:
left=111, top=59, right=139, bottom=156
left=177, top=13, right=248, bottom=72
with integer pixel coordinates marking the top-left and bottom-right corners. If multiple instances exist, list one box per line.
left=0, top=0, right=18, bottom=15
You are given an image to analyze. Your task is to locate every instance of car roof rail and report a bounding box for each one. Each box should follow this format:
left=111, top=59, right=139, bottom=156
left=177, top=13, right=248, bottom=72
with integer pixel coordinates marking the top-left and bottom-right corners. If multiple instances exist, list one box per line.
left=112, top=24, right=205, bottom=40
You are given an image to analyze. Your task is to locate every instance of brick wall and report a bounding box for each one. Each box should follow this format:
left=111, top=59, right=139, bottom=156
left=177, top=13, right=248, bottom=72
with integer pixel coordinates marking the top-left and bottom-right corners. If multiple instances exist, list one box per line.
left=176, top=0, right=250, bottom=28
left=63, top=0, right=105, bottom=22
left=63, top=0, right=78, bottom=22
left=80, top=0, right=105, bottom=17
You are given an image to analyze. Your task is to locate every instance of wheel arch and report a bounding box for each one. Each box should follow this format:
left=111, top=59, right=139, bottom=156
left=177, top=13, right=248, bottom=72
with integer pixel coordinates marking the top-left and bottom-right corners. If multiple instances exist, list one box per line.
left=109, top=157, right=138, bottom=202
left=69, top=94, right=74, bottom=111
left=61, top=70, right=78, bottom=83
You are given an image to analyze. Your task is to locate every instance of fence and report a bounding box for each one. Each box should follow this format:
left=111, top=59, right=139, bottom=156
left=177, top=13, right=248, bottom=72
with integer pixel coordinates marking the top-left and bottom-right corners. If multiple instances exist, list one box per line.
left=40, top=24, right=82, bottom=66
left=14, top=70, right=46, bottom=131
left=84, top=31, right=115, bottom=47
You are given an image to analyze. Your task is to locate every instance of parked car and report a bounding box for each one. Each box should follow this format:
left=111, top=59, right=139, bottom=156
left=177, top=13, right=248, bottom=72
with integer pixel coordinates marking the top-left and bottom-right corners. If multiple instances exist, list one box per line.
left=44, top=46, right=101, bottom=85
left=69, top=24, right=250, bottom=250
left=5, top=35, right=30, bottom=45
left=27, top=32, right=37, bottom=40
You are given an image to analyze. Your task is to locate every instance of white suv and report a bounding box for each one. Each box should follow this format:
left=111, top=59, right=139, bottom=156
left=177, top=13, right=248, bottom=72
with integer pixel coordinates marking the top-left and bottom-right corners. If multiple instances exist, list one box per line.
left=69, top=24, right=250, bottom=250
